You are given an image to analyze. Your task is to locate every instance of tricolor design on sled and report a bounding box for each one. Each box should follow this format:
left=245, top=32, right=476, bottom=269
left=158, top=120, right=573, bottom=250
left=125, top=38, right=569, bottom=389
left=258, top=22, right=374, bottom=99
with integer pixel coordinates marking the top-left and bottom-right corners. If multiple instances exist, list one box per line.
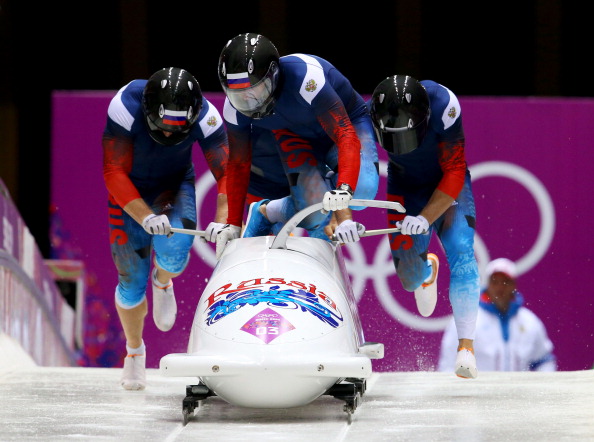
left=160, top=200, right=405, bottom=424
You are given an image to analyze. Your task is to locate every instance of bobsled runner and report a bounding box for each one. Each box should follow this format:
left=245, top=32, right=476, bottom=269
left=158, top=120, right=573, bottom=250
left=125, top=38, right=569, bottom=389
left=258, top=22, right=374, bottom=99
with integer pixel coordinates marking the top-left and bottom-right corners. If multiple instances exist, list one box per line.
left=160, top=199, right=405, bottom=425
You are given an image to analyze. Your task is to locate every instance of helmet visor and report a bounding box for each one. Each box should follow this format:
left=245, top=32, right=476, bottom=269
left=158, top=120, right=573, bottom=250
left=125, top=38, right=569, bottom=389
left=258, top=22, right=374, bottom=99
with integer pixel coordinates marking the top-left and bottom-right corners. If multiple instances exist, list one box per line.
left=146, top=117, right=191, bottom=146
left=373, top=111, right=428, bottom=155
left=224, top=64, right=279, bottom=118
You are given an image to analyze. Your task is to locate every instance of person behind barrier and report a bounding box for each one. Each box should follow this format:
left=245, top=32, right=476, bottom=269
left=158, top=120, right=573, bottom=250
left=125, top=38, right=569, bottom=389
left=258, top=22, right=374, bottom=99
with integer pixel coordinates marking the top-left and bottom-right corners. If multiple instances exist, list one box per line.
left=369, top=75, right=480, bottom=379
left=102, top=67, right=229, bottom=390
left=438, top=258, right=557, bottom=372
left=212, top=33, right=379, bottom=254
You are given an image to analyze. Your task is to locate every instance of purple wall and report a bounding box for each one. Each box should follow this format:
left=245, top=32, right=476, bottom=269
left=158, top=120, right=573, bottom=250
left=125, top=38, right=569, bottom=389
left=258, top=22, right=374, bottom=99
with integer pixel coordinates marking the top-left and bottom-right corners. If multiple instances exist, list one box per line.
left=50, top=91, right=594, bottom=371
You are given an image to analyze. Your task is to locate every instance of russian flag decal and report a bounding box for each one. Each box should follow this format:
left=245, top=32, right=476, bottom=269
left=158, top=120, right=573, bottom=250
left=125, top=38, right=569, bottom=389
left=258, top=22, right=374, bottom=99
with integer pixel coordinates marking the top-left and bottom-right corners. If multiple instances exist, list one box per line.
left=227, top=72, right=250, bottom=89
left=163, top=109, right=187, bottom=126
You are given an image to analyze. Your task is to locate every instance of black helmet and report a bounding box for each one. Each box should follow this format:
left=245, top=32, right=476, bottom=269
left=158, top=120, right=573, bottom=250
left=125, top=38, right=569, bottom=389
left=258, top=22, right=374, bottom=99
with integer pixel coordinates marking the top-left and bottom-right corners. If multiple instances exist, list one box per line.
left=370, top=75, right=430, bottom=155
left=142, top=67, right=202, bottom=146
left=218, top=33, right=280, bottom=119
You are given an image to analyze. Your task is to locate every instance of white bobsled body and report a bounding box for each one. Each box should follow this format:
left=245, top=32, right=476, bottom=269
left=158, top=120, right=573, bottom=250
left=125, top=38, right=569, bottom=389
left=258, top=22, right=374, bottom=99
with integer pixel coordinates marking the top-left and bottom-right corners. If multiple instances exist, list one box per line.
left=160, top=200, right=392, bottom=410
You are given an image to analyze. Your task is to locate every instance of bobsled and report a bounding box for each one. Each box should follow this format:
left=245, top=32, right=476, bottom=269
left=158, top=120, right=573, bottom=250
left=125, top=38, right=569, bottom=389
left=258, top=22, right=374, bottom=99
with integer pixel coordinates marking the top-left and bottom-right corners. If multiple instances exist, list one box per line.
left=160, top=199, right=405, bottom=424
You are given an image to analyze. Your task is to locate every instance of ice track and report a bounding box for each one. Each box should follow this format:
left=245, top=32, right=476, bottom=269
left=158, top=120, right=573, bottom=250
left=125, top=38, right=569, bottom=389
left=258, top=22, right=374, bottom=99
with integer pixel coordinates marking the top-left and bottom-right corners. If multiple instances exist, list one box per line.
left=0, top=366, right=592, bottom=441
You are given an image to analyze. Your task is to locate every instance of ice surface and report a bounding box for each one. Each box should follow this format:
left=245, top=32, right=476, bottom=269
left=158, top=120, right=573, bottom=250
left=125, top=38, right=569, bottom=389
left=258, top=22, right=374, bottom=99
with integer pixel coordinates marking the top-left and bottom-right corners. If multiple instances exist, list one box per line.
left=1, top=364, right=592, bottom=441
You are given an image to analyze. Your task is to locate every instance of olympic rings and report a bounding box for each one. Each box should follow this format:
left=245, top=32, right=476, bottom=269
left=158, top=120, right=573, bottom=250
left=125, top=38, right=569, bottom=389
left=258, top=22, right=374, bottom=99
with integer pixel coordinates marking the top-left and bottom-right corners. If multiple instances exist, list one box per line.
left=470, top=161, right=556, bottom=277
left=192, top=160, right=555, bottom=333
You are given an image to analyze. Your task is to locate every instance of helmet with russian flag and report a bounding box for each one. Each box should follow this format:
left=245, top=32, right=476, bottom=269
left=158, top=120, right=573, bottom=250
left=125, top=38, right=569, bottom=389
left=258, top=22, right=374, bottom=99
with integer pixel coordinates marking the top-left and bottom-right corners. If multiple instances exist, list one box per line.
left=218, top=33, right=280, bottom=119
left=143, top=67, right=203, bottom=146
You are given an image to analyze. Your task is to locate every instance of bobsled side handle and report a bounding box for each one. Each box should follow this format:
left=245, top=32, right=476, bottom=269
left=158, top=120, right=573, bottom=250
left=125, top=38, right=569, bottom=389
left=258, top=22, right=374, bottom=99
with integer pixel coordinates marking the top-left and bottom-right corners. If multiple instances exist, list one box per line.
left=271, top=199, right=405, bottom=250
left=170, top=227, right=207, bottom=237
left=331, top=227, right=401, bottom=242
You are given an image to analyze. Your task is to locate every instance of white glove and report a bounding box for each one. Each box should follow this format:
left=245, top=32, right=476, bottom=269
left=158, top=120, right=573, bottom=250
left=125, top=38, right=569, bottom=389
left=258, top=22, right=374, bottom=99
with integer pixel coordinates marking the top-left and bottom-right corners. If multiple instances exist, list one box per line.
left=142, top=214, right=171, bottom=236
left=215, top=224, right=241, bottom=259
left=397, top=215, right=429, bottom=235
left=203, top=222, right=227, bottom=243
left=333, top=219, right=365, bottom=244
left=322, top=187, right=353, bottom=212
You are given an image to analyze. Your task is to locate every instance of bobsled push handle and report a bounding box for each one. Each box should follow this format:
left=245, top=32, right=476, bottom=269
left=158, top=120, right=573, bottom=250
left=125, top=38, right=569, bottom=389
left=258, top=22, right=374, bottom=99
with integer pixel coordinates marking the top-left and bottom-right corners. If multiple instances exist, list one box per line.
left=270, top=199, right=405, bottom=250
left=170, top=227, right=206, bottom=237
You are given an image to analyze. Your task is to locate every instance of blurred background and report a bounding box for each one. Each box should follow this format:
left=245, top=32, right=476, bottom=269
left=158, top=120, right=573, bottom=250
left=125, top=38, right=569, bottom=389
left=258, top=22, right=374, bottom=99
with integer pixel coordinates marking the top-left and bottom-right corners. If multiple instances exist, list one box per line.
left=0, top=0, right=589, bottom=258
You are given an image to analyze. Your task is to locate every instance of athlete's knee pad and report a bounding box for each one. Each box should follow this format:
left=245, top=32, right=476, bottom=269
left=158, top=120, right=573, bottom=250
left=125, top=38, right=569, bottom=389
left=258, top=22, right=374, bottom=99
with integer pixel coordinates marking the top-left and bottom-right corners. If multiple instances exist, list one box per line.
left=115, top=285, right=147, bottom=309
left=392, top=250, right=430, bottom=292
left=153, top=234, right=192, bottom=274
left=154, top=252, right=190, bottom=275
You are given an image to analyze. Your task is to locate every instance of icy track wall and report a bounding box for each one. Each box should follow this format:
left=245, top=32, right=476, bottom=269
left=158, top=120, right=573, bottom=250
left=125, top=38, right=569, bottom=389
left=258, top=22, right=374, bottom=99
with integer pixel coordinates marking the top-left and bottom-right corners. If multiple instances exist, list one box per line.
left=0, top=178, right=77, bottom=368
left=50, top=92, right=594, bottom=372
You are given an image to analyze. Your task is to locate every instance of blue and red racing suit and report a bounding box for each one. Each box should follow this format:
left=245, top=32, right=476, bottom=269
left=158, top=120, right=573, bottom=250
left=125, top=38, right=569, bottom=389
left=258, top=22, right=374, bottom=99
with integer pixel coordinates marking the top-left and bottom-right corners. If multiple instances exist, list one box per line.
left=380, top=80, right=480, bottom=338
left=223, top=54, right=379, bottom=234
left=102, top=79, right=228, bottom=307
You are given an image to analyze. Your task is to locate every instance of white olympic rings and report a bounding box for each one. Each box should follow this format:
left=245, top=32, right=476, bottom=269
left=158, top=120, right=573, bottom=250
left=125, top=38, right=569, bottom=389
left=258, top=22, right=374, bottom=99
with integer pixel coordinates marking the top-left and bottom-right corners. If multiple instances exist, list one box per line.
left=470, top=161, right=556, bottom=278
left=193, top=160, right=555, bottom=333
